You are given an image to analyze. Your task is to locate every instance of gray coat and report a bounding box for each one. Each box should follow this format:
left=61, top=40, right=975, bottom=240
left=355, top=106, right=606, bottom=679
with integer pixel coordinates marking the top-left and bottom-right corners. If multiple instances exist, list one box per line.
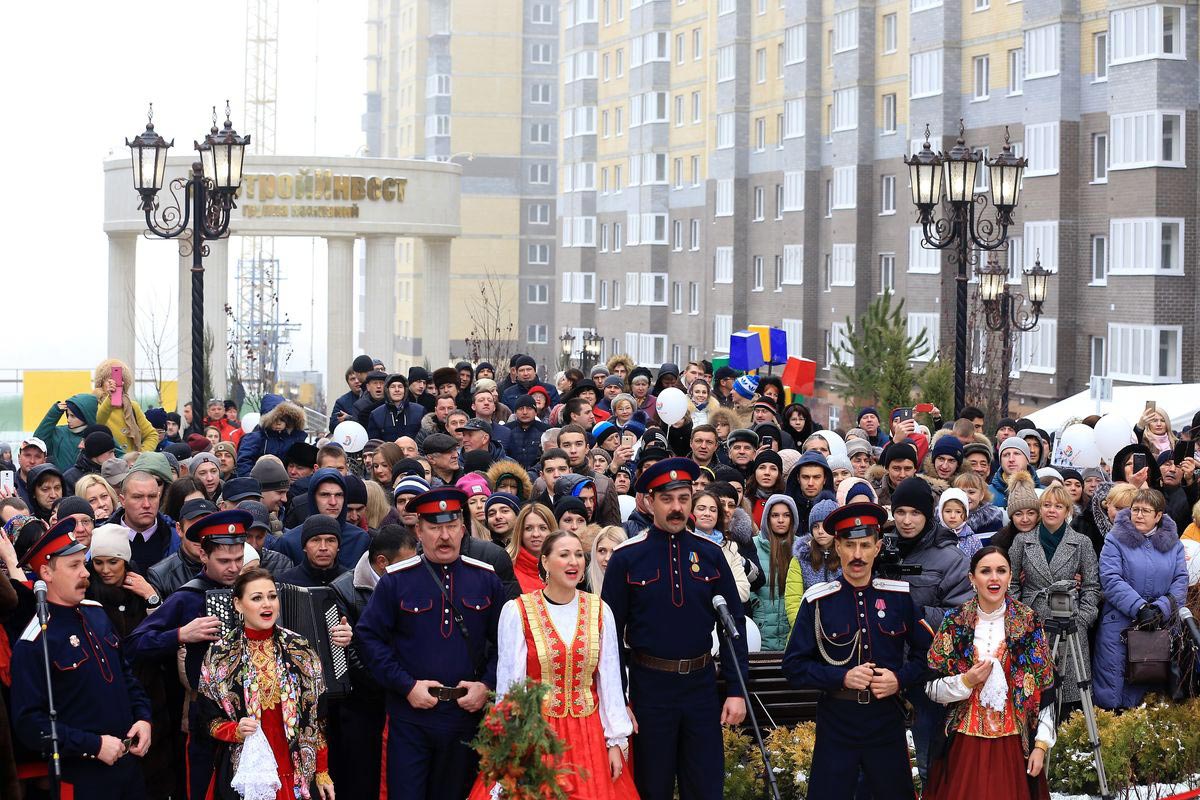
left=1008, top=527, right=1101, bottom=703
left=899, top=524, right=974, bottom=631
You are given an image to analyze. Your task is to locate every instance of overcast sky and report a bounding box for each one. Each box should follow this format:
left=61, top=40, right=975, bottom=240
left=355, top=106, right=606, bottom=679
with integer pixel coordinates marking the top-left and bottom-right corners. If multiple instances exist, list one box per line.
left=0, top=0, right=365, bottom=378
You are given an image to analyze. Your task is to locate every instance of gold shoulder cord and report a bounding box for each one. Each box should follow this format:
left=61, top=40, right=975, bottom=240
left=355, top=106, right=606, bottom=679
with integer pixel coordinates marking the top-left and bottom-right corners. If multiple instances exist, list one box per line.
left=814, top=598, right=861, bottom=667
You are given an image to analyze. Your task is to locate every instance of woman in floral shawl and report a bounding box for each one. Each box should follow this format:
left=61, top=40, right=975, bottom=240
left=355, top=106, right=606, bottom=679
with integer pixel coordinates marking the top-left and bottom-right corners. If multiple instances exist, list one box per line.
left=923, top=546, right=1057, bottom=800
left=198, top=567, right=333, bottom=800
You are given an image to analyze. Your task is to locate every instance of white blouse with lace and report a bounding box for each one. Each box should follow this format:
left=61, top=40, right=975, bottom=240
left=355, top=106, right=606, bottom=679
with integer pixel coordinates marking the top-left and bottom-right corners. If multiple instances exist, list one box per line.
left=495, top=593, right=633, bottom=748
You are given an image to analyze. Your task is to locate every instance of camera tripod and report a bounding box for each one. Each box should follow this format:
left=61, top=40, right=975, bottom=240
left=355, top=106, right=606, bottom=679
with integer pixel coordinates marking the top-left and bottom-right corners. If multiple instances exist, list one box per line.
left=1043, top=615, right=1112, bottom=800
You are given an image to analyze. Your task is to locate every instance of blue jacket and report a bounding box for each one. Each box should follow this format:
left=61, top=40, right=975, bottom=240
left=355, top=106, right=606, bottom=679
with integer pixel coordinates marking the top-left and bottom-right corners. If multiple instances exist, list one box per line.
left=988, top=466, right=1041, bottom=508
left=501, top=381, right=559, bottom=409
left=329, top=389, right=360, bottom=430
left=268, top=468, right=370, bottom=570
left=367, top=400, right=423, bottom=441
left=503, top=418, right=548, bottom=469
left=236, top=394, right=308, bottom=476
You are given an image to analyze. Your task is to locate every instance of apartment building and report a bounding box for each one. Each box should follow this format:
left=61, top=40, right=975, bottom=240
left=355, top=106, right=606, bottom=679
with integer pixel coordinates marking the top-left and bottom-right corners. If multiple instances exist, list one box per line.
left=364, top=0, right=560, bottom=371
left=555, top=0, right=1200, bottom=415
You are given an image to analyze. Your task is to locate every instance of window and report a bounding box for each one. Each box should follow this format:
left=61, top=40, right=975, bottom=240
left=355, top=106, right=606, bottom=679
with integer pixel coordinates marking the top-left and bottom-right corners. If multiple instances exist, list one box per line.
left=427, top=74, right=451, bottom=96
left=882, top=14, right=897, bottom=53
left=529, top=163, right=550, bottom=183
left=783, top=244, right=804, bottom=284
left=781, top=319, right=802, bottom=357
left=674, top=95, right=684, bottom=127
left=715, top=180, right=734, bottom=217
left=823, top=254, right=832, bottom=290
left=527, top=283, right=549, bottom=303
left=911, top=50, right=944, bottom=98
left=599, top=280, right=608, bottom=308
left=832, top=88, right=858, bottom=131
left=773, top=255, right=784, bottom=290
left=832, top=166, right=857, bottom=209
left=1007, top=49, right=1024, bottom=94
left=532, top=3, right=552, bottom=23
left=834, top=10, right=858, bottom=52
left=880, top=254, right=895, bottom=292
left=831, top=244, right=856, bottom=285
left=716, top=113, right=735, bottom=149
left=1025, top=122, right=1060, bottom=176
left=614, top=107, right=623, bottom=136
left=783, top=171, right=804, bottom=211
left=613, top=164, right=622, bottom=190
left=882, top=94, right=897, bottom=133
left=714, top=315, right=732, bottom=353
left=560, top=272, right=596, bottom=302
left=1006, top=236, right=1024, bottom=282
left=830, top=322, right=853, bottom=366
left=753, top=186, right=765, bottom=221
left=640, top=273, right=668, bottom=305
left=1024, top=221, right=1059, bottom=272
left=880, top=175, right=896, bottom=214
left=676, top=33, right=685, bottom=65
left=528, top=203, right=549, bottom=224
left=1108, top=324, right=1181, bottom=382
left=1094, top=32, right=1108, bottom=80
left=717, top=45, right=736, bottom=82
left=785, top=25, right=806, bottom=63
left=1109, top=218, right=1185, bottom=274
left=824, top=181, right=833, bottom=217
left=1093, top=133, right=1108, bottom=182
left=693, top=28, right=702, bottom=60
left=752, top=256, right=764, bottom=291
left=527, top=324, right=548, bottom=344
left=673, top=157, right=684, bottom=188
left=975, top=0, right=989, bottom=9
left=689, top=282, right=700, bottom=314
left=714, top=247, right=734, bottom=283
left=1110, top=111, right=1185, bottom=169
left=1018, top=320, right=1057, bottom=373
left=754, top=117, right=766, bottom=151
left=612, top=279, right=622, bottom=307
left=1091, top=235, right=1108, bottom=283
left=975, top=146, right=990, bottom=192
left=690, top=218, right=700, bottom=250
left=613, top=222, right=622, bottom=251
left=426, top=115, right=450, bottom=136
left=672, top=281, right=682, bottom=312
left=906, top=313, right=939, bottom=360
left=1025, top=25, right=1059, bottom=78
left=972, top=55, right=990, bottom=100
left=634, top=334, right=668, bottom=366
left=756, top=48, right=767, bottom=83
left=625, top=272, right=639, bottom=305
left=615, top=48, right=623, bottom=76
left=718, top=0, right=736, bottom=13
left=672, top=219, right=683, bottom=251
left=908, top=227, right=940, bottom=272
left=1110, top=5, right=1185, bottom=63
left=529, top=122, right=551, bottom=143
left=531, top=43, right=553, bottom=63
left=599, top=223, right=608, bottom=251
left=1091, top=336, right=1107, bottom=378
left=692, top=92, right=702, bottom=123
left=530, top=84, right=551, bottom=104
left=784, top=99, right=805, bottom=138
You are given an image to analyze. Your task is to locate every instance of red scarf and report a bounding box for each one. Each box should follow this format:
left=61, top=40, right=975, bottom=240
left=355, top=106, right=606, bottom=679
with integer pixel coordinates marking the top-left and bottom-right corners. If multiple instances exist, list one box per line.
left=513, top=547, right=546, bottom=594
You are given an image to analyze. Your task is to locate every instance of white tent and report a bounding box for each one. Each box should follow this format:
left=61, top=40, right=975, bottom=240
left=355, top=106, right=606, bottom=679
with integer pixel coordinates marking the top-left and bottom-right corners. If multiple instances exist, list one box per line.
left=1025, top=384, right=1200, bottom=433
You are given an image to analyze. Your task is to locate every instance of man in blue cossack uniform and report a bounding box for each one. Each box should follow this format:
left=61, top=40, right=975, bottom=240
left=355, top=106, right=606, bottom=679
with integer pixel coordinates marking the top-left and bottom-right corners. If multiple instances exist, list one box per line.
left=355, top=486, right=505, bottom=800
left=127, top=507, right=251, bottom=799
left=11, top=519, right=153, bottom=799
left=601, top=457, right=750, bottom=800
left=782, top=502, right=934, bottom=800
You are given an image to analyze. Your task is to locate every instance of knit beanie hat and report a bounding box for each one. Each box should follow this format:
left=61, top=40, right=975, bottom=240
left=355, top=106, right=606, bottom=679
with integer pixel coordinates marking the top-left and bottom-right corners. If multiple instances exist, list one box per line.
left=343, top=475, right=369, bottom=506
left=301, top=515, right=341, bottom=547
left=553, top=496, right=588, bottom=522
left=57, top=496, right=95, bottom=521
left=753, top=450, right=783, bottom=470
left=456, top=472, right=492, bottom=499
left=999, top=436, right=1032, bottom=462
left=485, top=493, right=521, bottom=515
left=857, top=407, right=879, bottom=422
left=808, top=499, right=838, bottom=532
left=1005, top=471, right=1040, bottom=514
left=778, top=448, right=802, bottom=479
left=827, top=454, right=852, bottom=474
left=931, top=436, right=964, bottom=464
left=842, top=480, right=877, bottom=505
left=83, top=431, right=117, bottom=459
left=250, top=456, right=290, bottom=492
left=846, top=439, right=873, bottom=459
left=890, top=476, right=935, bottom=520
left=733, top=375, right=759, bottom=399
left=393, top=475, right=431, bottom=499
left=937, top=488, right=970, bottom=521
left=882, top=442, right=919, bottom=467
left=88, top=523, right=132, bottom=562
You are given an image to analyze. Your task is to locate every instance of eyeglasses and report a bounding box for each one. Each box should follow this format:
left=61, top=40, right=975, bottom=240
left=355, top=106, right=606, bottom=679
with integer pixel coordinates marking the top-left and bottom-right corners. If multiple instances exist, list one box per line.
left=1130, top=506, right=1156, bottom=516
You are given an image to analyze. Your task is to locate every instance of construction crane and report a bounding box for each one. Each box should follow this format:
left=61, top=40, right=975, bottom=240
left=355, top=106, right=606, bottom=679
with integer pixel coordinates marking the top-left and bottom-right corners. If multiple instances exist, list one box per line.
left=231, top=0, right=298, bottom=402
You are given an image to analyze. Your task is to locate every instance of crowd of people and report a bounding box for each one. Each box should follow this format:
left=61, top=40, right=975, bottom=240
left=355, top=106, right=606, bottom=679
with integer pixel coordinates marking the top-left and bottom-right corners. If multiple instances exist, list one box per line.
left=0, top=352, right=1197, bottom=800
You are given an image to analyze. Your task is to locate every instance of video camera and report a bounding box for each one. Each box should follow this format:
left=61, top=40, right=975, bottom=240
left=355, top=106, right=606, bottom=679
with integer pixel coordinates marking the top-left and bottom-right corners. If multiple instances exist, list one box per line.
left=875, top=532, right=923, bottom=580
left=1042, top=579, right=1078, bottom=635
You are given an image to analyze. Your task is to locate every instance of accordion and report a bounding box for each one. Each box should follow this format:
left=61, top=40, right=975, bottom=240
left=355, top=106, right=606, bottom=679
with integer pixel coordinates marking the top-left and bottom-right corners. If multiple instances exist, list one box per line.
left=206, top=583, right=352, bottom=699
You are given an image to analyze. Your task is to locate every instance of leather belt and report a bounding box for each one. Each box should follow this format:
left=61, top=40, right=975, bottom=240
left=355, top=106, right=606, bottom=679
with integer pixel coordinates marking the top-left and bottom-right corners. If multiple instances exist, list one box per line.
left=826, top=689, right=875, bottom=704
left=430, top=686, right=469, bottom=702
left=631, top=651, right=712, bottom=675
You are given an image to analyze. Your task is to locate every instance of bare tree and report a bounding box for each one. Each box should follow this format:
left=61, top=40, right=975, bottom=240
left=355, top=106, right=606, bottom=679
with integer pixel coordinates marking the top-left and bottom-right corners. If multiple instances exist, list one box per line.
left=136, top=295, right=175, bottom=408
left=461, top=269, right=517, bottom=368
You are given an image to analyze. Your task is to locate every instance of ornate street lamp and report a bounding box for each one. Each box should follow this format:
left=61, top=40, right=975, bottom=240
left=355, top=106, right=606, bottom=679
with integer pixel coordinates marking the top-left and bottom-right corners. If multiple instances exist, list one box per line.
left=560, top=329, right=576, bottom=367
left=127, top=102, right=249, bottom=420
left=904, top=121, right=1027, bottom=416
left=976, top=253, right=1052, bottom=412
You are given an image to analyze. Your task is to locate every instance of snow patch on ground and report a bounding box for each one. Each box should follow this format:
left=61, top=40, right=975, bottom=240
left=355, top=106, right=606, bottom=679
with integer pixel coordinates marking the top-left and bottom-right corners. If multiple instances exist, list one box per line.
left=1051, top=783, right=1199, bottom=800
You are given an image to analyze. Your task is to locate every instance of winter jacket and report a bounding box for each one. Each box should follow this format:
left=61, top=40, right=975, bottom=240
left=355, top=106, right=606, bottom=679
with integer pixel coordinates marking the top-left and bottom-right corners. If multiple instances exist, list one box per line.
left=532, top=468, right=621, bottom=527
left=352, top=392, right=384, bottom=426
left=269, top=469, right=370, bottom=570
left=25, top=463, right=64, bottom=521
left=896, top=522, right=974, bottom=631
left=61, top=450, right=102, bottom=496
left=784, top=536, right=842, bottom=626
left=110, top=508, right=181, bottom=574
left=329, top=390, right=361, bottom=431
left=461, top=536, right=521, bottom=601
left=868, top=465, right=948, bottom=509
left=783, top=451, right=836, bottom=531
left=366, top=400, right=423, bottom=442
left=1008, top=525, right=1101, bottom=703
left=726, top=507, right=766, bottom=594
left=147, top=549, right=205, bottom=598
left=501, top=380, right=559, bottom=409
left=988, top=466, right=1042, bottom=509
left=235, top=394, right=308, bottom=477
left=967, top=502, right=1007, bottom=538
left=415, top=413, right=448, bottom=446
left=751, top=495, right=800, bottom=651
left=504, top=418, right=548, bottom=469
left=1092, top=510, right=1189, bottom=709
left=96, top=395, right=160, bottom=453
left=33, top=393, right=100, bottom=471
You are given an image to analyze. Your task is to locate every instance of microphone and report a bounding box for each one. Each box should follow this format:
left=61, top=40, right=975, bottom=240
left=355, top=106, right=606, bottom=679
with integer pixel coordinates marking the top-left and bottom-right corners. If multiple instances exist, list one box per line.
left=33, top=580, right=49, bottom=626
left=712, top=595, right=740, bottom=640
left=1180, top=607, right=1200, bottom=650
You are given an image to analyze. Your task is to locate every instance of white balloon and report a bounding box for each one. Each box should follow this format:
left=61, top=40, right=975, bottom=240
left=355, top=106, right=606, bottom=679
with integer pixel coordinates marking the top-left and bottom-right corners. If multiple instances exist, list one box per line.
left=655, top=387, right=688, bottom=425
left=1093, top=414, right=1135, bottom=461
left=332, top=421, right=369, bottom=453
left=618, top=494, right=637, bottom=523
left=1053, top=423, right=1096, bottom=467
left=1071, top=439, right=1102, bottom=469
left=240, top=412, right=260, bottom=434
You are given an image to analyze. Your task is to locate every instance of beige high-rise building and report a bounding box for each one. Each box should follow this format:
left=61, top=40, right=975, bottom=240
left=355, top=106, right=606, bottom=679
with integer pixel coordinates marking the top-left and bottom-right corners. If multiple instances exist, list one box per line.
left=365, top=0, right=560, bottom=371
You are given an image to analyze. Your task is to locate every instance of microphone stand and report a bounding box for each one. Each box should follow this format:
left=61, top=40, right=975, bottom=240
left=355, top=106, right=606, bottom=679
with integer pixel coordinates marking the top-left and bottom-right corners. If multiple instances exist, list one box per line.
left=716, top=623, right=781, bottom=800
left=36, top=597, right=62, bottom=800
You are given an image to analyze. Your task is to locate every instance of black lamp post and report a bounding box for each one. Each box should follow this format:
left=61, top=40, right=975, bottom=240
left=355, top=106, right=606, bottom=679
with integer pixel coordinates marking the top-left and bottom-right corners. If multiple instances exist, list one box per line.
left=977, top=253, right=1051, bottom=413
left=559, top=329, right=576, bottom=371
left=127, top=103, right=249, bottom=421
left=904, top=121, right=1026, bottom=416
left=581, top=330, right=602, bottom=373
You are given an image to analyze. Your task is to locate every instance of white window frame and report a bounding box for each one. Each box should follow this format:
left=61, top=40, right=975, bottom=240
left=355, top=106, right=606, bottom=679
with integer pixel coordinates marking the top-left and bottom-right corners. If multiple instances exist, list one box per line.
left=910, top=50, right=944, bottom=99
left=1109, top=110, right=1186, bottom=170
left=1091, top=234, right=1108, bottom=285
left=832, top=166, right=857, bottom=209
left=1110, top=5, right=1185, bottom=64
left=527, top=324, right=548, bottom=344
left=752, top=256, right=765, bottom=291
left=783, top=98, right=805, bottom=138
left=1024, top=122, right=1060, bottom=177
left=1094, top=31, right=1108, bottom=80
left=1024, top=221, right=1059, bottom=273
left=689, top=282, right=700, bottom=314
left=831, top=322, right=853, bottom=366
left=880, top=175, right=896, bottom=215
left=717, top=45, right=736, bottom=82
left=1107, top=324, right=1182, bottom=383
left=1024, top=24, right=1060, bottom=79
left=783, top=244, right=804, bottom=284
left=715, top=179, right=734, bottom=217
left=908, top=227, right=940, bottom=273
left=906, top=312, right=940, bottom=361
left=880, top=253, right=896, bottom=293
left=882, top=93, right=897, bottom=133
left=527, top=283, right=549, bottom=304
left=882, top=14, right=897, bottom=53
left=832, top=88, right=858, bottom=132
left=1092, top=132, right=1108, bottom=183
left=785, top=25, right=806, bottom=64
left=831, top=244, right=856, bottom=286
left=714, top=247, right=734, bottom=283
left=1109, top=218, right=1185, bottom=275
left=783, top=171, right=805, bottom=211
left=972, top=55, right=990, bottom=101
left=716, top=113, right=735, bottom=149
left=1007, top=48, right=1024, bottom=95
left=834, top=9, right=858, bottom=53
left=1017, top=319, right=1057, bottom=373
left=714, top=315, right=733, bottom=354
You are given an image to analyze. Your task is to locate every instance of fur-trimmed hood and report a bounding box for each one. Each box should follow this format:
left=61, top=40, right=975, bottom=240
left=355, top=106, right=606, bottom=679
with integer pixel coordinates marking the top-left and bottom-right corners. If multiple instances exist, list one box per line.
left=485, top=458, right=534, bottom=502
left=867, top=464, right=948, bottom=494
left=1111, top=507, right=1180, bottom=553
left=260, top=393, right=306, bottom=432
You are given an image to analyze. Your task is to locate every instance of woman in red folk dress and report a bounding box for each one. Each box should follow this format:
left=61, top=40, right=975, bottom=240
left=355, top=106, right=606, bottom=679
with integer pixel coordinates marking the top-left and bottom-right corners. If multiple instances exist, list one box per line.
left=198, top=567, right=335, bottom=800
left=471, top=529, right=639, bottom=800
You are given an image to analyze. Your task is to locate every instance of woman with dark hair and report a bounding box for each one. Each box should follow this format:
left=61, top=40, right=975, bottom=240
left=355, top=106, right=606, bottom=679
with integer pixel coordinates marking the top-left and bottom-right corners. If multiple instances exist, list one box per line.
left=924, top=546, right=1057, bottom=800
left=744, top=450, right=786, bottom=529
left=752, top=495, right=799, bottom=650
left=784, top=499, right=840, bottom=625
left=198, top=566, right=334, bottom=799
left=468, top=529, right=637, bottom=800
left=755, top=376, right=786, bottom=413
left=163, top=476, right=206, bottom=523
left=691, top=490, right=751, bottom=601
left=781, top=403, right=818, bottom=447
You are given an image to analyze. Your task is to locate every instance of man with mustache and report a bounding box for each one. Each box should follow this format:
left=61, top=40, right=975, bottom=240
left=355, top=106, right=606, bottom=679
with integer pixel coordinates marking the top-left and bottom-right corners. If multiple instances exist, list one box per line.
left=781, top=502, right=933, bottom=800
left=11, top=519, right=153, bottom=799
left=601, top=457, right=749, bottom=800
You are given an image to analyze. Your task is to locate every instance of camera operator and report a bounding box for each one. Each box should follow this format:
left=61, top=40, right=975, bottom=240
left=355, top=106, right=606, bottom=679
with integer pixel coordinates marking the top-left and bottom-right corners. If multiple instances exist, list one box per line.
left=887, top=476, right=973, bottom=782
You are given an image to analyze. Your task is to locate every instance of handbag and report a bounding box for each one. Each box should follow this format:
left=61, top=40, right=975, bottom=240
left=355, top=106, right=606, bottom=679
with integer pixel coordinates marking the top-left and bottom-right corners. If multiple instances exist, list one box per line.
left=1124, top=626, right=1172, bottom=686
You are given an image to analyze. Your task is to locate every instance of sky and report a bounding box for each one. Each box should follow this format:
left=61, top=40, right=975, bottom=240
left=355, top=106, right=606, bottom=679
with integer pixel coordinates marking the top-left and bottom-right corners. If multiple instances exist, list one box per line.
left=0, top=0, right=366, bottom=378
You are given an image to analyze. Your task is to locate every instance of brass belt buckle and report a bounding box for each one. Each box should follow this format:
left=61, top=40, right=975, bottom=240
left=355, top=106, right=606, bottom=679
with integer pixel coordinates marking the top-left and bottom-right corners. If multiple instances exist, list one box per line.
left=857, top=689, right=871, bottom=705
left=678, top=658, right=692, bottom=675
